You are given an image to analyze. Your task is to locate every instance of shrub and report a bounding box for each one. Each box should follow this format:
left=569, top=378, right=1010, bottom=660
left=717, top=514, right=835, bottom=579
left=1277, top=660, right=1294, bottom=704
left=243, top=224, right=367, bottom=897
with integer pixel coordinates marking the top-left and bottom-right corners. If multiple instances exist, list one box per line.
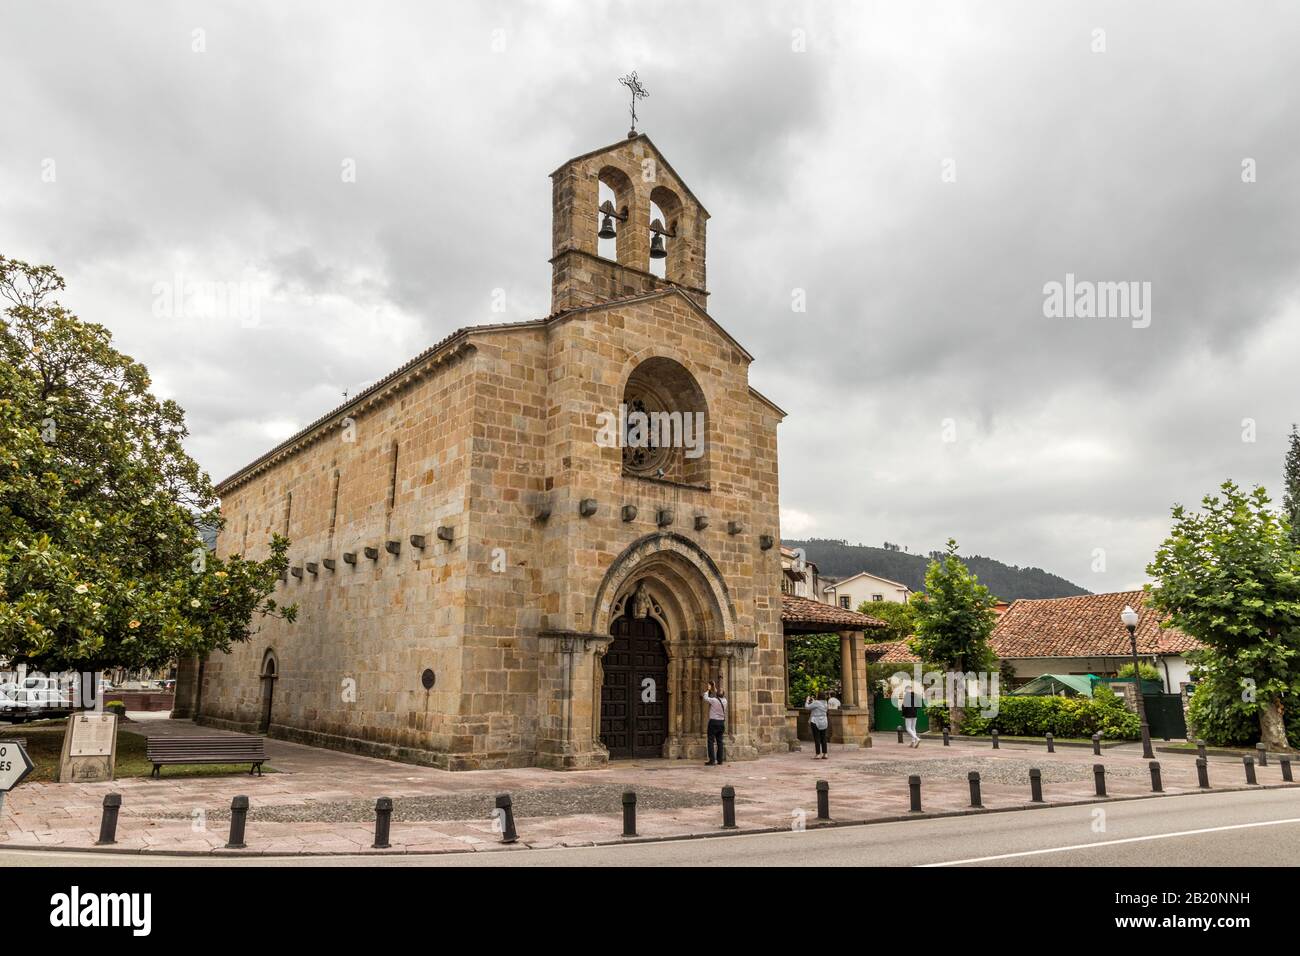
left=958, top=692, right=1139, bottom=740
left=1183, top=678, right=1300, bottom=747
left=104, top=700, right=128, bottom=718
left=926, top=706, right=950, bottom=732
left=1116, top=661, right=1163, bottom=683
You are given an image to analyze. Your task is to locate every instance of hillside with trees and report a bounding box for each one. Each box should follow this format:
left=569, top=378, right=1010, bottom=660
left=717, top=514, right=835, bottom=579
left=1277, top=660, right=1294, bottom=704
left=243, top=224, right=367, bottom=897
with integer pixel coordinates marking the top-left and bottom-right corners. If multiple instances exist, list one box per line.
left=785, top=538, right=1089, bottom=601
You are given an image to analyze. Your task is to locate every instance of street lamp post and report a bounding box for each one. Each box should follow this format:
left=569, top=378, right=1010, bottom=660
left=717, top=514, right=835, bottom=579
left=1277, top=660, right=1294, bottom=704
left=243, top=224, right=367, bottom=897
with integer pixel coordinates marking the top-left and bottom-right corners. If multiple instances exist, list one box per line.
left=1121, top=605, right=1154, bottom=759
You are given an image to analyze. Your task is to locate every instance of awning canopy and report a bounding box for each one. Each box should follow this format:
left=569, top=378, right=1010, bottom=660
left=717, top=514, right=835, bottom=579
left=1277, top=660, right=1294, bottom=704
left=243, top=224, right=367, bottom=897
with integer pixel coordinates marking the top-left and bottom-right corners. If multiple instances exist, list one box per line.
left=1011, top=674, right=1097, bottom=697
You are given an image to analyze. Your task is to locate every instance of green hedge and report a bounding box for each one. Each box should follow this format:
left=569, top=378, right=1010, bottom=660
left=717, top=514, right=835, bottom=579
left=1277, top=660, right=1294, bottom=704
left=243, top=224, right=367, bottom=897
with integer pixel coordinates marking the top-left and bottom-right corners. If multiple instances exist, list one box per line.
left=1186, top=680, right=1300, bottom=748
left=956, top=692, right=1140, bottom=740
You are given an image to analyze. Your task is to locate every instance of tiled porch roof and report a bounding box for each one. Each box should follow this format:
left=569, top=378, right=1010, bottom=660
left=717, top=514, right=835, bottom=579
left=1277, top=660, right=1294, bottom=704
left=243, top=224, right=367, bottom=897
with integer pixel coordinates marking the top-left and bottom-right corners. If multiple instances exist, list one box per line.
left=781, top=595, right=887, bottom=634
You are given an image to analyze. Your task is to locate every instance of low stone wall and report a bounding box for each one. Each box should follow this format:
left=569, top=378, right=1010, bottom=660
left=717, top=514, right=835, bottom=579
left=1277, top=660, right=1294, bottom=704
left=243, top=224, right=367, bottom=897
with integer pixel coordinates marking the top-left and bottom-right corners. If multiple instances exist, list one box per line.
left=104, top=691, right=174, bottom=712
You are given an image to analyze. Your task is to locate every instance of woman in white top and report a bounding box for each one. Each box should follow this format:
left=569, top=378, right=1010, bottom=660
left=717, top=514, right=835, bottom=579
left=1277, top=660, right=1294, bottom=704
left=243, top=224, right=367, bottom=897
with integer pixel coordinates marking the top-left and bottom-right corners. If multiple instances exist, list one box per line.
left=805, top=691, right=830, bottom=759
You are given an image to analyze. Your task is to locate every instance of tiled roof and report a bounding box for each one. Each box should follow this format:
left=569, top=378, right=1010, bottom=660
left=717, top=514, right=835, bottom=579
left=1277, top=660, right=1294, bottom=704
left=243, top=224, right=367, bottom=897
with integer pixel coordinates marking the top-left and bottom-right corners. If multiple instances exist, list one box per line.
left=990, top=591, right=1201, bottom=659
left=781, top=595, right=887, bottom=632
left=865, top=640, right=921, bottom=664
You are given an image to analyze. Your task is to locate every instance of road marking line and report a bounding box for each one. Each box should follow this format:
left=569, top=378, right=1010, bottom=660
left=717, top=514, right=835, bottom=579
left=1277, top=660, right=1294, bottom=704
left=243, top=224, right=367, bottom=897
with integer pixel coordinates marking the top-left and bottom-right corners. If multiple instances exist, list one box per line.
left=922, top=816, right=1300, bottom=866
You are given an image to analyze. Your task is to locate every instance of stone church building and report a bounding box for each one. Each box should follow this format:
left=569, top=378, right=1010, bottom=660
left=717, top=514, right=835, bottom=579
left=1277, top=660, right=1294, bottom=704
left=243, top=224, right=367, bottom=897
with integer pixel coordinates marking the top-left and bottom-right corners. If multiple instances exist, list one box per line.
left=176, top=132, right=876, bottom=769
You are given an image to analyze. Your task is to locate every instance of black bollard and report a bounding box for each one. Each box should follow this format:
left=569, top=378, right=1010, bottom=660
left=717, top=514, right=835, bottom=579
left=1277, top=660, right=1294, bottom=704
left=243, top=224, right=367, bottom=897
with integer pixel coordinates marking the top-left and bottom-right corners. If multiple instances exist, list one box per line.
left=1256, top=743, right=1268, bottom=767
left=968, top=770, right=983, bottom=808
left=372, top=797, right=392, bottom=849
left=1196, top=756, right=1210, bottom=788
left=1149, top=761, right=1163, bottom=793
left=1093, top=764, right=1107, bottom=797
left=942, top=727, right=950, bottom=746
left=816, top=780, right=830, bottom=821
left=494, top=793, right=518, bottom=844
left=1196, top=739, right=1207, bottom=762
left=1281, top=757, right=1293, bottom=782
left=908, top=775, right=922, bottom=812
left=1092, top=733, right=1101, bottom=756
left=1045, top=732, right=1054, bottom=753
left=991, top=729, right=999, bottom=750
left=227, top=795, right=249, bottom=849
left=1029, top=768, right=1043, bottom=803
left=1243, top=756, right=1257, bottom=785
left=96, top=793, right=122, bottom=846
left=721, top=785, right=737, bottom=829
left=897, top=727, right=904, bottom=744
left=622, top=791, right=637, bottom=838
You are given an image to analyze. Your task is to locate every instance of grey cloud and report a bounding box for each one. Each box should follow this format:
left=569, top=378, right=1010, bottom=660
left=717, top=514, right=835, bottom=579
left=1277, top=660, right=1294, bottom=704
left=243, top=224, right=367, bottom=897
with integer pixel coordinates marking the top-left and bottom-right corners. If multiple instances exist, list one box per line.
left=2, top=0, right=1298, bottom=588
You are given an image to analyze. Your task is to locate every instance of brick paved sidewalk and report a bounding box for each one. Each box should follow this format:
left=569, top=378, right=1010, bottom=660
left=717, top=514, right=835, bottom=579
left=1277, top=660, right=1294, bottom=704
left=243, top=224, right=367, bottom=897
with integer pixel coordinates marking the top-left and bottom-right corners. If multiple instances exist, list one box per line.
left=2, top=721, right=1295, bottom=856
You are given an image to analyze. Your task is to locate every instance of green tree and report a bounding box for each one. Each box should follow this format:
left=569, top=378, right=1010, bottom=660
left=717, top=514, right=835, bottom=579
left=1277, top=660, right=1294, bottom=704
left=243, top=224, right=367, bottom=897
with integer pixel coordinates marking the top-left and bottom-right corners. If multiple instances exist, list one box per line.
left=786, top=633, right=840, bottom=708
left=855, top=598, right=915, bottom=643
left=0, top=255, right=294, bottom=673
left=1146, top=481, right=1300, bottom=752
left=909, top=538, right=998, bottom=727
left=1285, top=425, right=1300, bottom=549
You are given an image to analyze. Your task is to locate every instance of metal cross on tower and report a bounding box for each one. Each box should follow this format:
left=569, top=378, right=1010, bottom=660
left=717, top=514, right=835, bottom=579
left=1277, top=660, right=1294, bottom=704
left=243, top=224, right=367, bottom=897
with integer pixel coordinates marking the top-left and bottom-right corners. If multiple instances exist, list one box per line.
left=619, top=71, right=649, bottom=135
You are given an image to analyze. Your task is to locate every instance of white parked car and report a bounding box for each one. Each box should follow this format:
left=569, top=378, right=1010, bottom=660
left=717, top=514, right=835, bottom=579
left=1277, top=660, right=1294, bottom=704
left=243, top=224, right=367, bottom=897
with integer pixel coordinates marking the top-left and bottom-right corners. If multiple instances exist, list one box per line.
left=0, top=677, right=73, bottom=722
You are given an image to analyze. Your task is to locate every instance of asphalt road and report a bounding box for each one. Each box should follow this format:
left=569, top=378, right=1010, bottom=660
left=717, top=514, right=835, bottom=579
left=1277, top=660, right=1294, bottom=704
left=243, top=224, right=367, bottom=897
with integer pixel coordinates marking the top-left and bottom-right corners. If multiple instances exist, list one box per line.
left=2, top=787, right=1297, bottom=867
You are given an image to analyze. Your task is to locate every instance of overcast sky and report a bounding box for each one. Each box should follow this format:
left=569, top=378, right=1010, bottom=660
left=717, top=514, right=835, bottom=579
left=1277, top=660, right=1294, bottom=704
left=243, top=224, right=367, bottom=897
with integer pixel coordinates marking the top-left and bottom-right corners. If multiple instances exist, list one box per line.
left=3, top=1, right=1299, bottom=592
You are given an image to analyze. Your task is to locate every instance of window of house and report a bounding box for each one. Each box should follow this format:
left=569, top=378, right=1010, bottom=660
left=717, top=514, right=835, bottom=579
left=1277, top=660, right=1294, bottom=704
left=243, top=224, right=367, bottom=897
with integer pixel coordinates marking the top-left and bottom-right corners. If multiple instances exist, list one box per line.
left=872, top=594, right=884, bottom=602
left=839, top=596, right=851, bottom=609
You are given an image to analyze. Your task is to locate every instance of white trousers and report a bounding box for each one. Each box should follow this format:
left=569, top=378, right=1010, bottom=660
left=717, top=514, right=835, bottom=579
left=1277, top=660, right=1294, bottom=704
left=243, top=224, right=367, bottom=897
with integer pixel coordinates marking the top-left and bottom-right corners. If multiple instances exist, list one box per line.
left=904, top=717, right=919, bottom=742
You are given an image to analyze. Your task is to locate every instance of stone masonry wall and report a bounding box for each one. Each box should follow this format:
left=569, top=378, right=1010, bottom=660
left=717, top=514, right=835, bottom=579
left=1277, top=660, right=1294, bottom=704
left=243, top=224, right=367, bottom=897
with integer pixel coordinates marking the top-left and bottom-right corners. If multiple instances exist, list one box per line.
left=200, top=349, right=476, bottom=767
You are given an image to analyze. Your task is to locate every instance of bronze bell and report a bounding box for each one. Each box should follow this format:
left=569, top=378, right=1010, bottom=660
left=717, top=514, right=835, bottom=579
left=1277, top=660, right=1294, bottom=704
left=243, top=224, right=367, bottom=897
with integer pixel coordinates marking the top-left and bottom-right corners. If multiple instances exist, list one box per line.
left=649, top=232, right=666, bottom=259
left=598, top=214, right=617, bottom=240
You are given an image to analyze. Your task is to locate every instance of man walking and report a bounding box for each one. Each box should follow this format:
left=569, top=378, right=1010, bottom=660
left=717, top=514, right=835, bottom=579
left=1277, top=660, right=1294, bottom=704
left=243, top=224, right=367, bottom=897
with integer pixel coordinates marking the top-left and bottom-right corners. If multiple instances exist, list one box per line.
left=703, top=680, right=727, bottom=765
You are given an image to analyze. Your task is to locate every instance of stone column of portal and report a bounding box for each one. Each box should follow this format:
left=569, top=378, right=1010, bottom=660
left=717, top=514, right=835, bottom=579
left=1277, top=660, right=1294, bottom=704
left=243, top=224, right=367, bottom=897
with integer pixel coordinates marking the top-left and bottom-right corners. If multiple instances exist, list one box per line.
left=669, top=652, right=684, bottom=757
left=539, top=633, right=611, bottom=770
left=584, top=637, right=614, bottom=760
left=723, top=648, right=737, bottom=752
left=689, top=656, right=701, bottom=736
left=724, top=644, right=754, bottom=757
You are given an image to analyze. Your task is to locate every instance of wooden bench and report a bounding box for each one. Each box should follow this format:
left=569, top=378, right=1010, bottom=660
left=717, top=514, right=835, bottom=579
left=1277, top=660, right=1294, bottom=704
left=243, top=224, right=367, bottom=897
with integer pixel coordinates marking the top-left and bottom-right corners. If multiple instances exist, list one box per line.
left=146, top=735, right=266, bottom=778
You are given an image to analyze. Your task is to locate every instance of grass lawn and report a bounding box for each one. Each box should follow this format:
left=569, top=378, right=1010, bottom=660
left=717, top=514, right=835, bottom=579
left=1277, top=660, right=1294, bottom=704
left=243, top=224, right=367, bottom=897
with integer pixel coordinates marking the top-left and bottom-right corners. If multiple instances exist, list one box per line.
left=0, top=720, right=273, bottom=785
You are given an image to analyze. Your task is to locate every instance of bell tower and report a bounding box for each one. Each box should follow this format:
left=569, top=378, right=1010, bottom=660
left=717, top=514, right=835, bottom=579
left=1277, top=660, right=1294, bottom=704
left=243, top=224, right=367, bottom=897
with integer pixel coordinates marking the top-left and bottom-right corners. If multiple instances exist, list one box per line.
left=549, top=133, right=709, bottom=313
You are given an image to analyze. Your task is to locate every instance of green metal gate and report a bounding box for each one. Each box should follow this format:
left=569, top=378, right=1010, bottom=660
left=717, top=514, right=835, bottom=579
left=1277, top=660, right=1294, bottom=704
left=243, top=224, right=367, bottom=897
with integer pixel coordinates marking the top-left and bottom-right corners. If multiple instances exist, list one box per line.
left=873, top=697, right=930, bottom=733
left=1143, top=693, right=1188, bottom=740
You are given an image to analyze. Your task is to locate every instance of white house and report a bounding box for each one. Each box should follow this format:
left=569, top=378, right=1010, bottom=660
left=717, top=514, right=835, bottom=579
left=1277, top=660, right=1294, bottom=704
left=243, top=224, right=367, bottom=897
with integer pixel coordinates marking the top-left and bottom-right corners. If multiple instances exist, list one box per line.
left=780, top=546, right=828, bottom=602
left=824, top=570, right=911, bottom=610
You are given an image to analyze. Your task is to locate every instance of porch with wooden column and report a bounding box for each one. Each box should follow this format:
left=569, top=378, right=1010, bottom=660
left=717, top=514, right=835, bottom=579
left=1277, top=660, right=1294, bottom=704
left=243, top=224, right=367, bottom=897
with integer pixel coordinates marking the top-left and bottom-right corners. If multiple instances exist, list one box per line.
left=780, top=595, right=889, bottom=748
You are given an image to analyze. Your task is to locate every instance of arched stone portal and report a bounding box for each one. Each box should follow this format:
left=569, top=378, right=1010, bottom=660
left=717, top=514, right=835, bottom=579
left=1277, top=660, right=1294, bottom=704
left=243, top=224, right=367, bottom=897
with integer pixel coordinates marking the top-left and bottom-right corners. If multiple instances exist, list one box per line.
left=536, top=532, right=759, bottom=769
left=593, top=533, right=756, bottom=761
